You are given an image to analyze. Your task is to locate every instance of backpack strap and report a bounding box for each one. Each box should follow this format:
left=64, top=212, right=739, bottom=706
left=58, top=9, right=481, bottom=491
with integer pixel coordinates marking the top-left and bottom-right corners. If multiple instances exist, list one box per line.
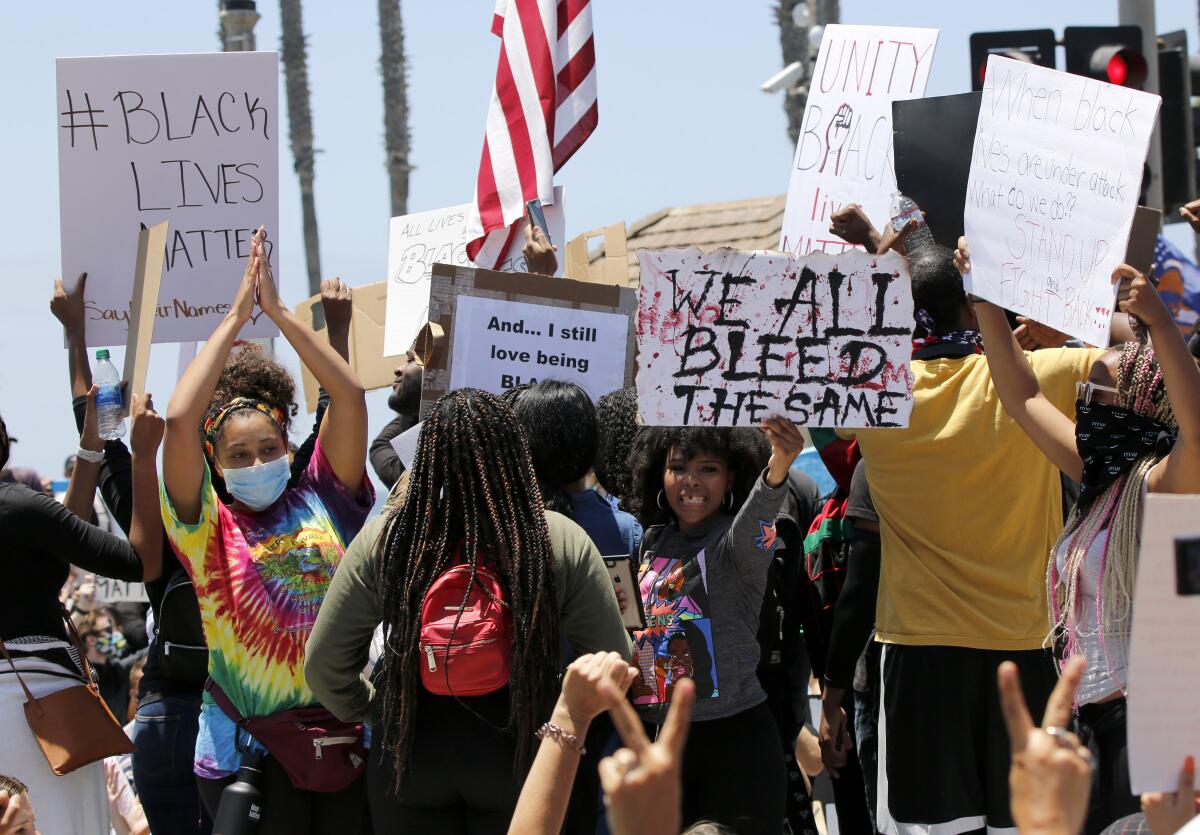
left=204, top=677, right=245, bottom=722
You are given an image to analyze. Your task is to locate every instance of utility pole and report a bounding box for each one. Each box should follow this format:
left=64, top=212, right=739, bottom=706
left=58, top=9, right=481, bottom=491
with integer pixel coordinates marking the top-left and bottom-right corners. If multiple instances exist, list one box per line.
left=774, top=0, right=839, bottom=148
left=219, top=0, right=260, bottom=52
left=1118, top=0, right=1163, bottom=209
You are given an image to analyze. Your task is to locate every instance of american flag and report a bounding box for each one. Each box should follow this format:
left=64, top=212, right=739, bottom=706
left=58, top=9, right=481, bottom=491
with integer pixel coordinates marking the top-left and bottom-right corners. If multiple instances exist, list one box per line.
left=466, top=0, right=598, bottom=268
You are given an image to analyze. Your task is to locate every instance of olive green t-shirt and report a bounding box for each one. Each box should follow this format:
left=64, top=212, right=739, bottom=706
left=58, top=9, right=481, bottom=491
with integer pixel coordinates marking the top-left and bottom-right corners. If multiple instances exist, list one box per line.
left=305, top=509, right=632, bottom=723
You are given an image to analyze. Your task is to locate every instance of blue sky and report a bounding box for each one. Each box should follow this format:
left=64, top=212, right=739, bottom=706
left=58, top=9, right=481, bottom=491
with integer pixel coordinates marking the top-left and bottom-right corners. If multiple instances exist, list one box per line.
left=2, top=0, right=1199, bottom=480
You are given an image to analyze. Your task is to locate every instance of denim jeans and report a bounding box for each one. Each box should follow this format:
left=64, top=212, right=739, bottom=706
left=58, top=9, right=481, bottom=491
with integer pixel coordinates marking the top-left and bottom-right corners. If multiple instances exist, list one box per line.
left=132, top=692, right=212, bottom=835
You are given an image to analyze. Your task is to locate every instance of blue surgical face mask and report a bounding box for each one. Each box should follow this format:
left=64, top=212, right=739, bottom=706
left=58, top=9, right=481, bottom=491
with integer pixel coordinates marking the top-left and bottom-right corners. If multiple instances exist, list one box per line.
left=221, top=454, right=290, bottom=511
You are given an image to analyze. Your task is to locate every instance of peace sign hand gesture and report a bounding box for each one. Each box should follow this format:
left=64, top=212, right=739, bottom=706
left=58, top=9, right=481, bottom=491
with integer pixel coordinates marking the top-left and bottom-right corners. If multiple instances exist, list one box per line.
left=1000, top=656, right=1092, bottom=835
left=598, top=677, right=695, bottom=835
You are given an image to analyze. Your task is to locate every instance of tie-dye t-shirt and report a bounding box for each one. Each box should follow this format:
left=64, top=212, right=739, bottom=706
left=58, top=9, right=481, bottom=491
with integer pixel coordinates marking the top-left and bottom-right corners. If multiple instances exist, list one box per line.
left=161, top=440, right=373, bottom=778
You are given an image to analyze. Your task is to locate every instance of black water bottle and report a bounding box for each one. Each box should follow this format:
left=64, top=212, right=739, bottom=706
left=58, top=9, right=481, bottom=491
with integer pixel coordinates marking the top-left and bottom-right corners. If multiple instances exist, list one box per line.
left=213, top=753, right=265, bottom=834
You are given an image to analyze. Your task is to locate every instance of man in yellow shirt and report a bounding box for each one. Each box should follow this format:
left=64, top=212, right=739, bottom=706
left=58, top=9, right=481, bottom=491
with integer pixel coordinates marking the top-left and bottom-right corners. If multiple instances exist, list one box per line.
left=841, top=246, right=1103, bottom=833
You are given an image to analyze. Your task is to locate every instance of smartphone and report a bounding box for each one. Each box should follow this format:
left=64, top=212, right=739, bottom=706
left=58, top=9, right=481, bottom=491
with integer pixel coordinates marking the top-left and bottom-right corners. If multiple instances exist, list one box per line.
left=525, top=199, right=552, bottom=245
left=603, top=556, right=645, bottom=630
left=1175, top=537, right=1200, bottom=596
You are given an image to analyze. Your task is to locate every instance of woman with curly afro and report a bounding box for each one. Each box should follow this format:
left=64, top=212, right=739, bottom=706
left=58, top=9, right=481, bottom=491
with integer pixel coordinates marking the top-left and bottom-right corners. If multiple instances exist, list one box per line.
left=157, top=229, right=374, bottom=832
left=625, top=417, right=805, bottom=835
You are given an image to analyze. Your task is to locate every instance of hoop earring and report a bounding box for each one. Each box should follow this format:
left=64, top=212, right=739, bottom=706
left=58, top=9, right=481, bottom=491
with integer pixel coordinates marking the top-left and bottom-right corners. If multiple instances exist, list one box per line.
left=657, top=489, right=667, bottom=510
left=723, top=490, right=734, bottom=511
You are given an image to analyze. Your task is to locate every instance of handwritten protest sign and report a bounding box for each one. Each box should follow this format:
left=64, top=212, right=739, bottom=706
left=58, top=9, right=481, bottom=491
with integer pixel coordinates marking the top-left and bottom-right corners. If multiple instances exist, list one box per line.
left=963, top=56, right=1160, bottom=347
left=95, top=576, right=149, bottom=605
left=636, top=247, right=913, bottom=427
left=779, top=25, right=938, bottom=257
left=57, top=52, right=279, bottom=346
left=419, top=263, right=636, bottom=414
left=384, top=187, right=566, bottom=356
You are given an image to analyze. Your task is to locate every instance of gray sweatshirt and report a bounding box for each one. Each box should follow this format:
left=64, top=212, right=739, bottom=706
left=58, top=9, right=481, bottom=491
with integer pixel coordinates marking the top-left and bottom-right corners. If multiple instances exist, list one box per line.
left=632, top=473, right=787, bottom=725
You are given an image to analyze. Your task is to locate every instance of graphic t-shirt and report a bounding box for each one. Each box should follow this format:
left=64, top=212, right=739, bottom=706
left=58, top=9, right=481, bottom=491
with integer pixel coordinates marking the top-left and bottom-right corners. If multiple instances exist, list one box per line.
left=161, top=440, right=373, bottom=777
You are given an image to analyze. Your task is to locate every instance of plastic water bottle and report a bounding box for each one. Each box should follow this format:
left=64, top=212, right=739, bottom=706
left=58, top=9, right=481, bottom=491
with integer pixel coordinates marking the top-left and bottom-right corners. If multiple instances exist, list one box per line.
left=213, top=754, right=265, bottom=834
left=889, top=192, right=935, bottom=254
left=94, top=349, right=125, bottom=441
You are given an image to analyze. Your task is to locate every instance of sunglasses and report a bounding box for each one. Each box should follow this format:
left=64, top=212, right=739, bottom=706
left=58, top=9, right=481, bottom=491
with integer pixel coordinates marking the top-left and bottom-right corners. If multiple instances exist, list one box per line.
left=1076, top=380, right=1120, bottom=406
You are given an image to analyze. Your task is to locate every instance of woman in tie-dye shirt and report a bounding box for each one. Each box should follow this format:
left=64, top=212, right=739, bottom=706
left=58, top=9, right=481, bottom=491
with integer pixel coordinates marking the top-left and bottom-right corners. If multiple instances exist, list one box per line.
left=158, top=229, right=373, bottom=832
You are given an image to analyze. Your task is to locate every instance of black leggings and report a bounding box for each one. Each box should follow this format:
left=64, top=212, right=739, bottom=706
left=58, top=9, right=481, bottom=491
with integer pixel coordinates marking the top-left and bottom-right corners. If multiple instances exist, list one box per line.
left=367, top=688, right=522, bottom=835
left=1076, top=697, right=1139, bottom=834
left=643, top=701, right=786, bottom=835
left=197, top=755, right=365, bottom=835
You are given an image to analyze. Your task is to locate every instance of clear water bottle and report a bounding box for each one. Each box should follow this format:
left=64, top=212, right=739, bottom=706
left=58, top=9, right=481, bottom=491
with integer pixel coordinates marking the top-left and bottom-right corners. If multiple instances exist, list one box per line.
left=889, top=192, right=935, bottom=254
left=213, top=754, right=265, bottom=834
left=94, top=349, right=125, bottom=441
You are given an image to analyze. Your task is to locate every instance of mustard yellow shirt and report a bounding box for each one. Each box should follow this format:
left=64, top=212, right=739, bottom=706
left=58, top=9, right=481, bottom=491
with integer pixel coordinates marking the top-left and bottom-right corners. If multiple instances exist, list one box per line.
left=841, top=348, right=1104, bottom=650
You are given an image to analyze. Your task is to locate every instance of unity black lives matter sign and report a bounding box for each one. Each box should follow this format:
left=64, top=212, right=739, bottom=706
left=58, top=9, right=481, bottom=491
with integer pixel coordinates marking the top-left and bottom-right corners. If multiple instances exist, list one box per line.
left=57, top=52, right=279, bottom=346
left=636, top=247, right=914, bottom=428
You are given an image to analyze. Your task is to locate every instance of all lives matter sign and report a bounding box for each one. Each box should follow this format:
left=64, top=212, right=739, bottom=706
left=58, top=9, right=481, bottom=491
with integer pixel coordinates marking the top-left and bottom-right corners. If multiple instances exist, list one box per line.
left=420, top=263, right=637, bottom=415
left=57, top=52, right=280, bottom=346
left=636, top=247, right=913, bottom=427
left=963, top=56, right=1160, bottom=347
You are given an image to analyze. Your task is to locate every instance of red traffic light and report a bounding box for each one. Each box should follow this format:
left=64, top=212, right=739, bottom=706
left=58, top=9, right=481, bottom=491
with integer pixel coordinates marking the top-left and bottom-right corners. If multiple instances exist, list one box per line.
left=1064, top=26, right=1147, bottom=89
left=1092, top=46, right=1148, bottom=87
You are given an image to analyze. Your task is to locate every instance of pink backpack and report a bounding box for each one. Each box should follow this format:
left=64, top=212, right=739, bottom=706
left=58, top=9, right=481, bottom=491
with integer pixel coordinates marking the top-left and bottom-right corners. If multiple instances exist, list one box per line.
left=419, top=560, right=513, bottom=697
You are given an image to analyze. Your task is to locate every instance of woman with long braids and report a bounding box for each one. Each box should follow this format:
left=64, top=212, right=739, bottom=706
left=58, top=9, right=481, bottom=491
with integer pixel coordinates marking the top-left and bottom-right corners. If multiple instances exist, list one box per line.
left=305, top=388, right=630, bottom=835
left=957, top=240, right=1200, bottom=832
left=158, top=228, right=374, bottom=832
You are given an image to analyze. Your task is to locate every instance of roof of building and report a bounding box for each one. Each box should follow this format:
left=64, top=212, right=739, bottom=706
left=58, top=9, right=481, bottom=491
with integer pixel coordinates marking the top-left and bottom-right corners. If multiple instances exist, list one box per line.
left=593, top=194, right=787, bottom=286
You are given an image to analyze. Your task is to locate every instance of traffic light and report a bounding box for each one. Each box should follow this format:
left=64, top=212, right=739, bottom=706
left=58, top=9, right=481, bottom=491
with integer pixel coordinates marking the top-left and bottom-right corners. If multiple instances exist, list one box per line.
left=969, top=29, right=1056, bottom=92
left=1063, top=25, right=1148, bottom=88
left=1158, top=30, right=1198, bottom=217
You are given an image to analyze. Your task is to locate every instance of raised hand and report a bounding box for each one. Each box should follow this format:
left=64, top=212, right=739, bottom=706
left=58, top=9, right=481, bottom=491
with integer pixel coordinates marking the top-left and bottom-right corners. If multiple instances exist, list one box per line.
left=1014, top=317, right=1071, bottom=351
left=1000, top=656, right=1092, bottom=835
left=252, top=227, right=285, bottom=320
left=877, top=218, right=918, bottom=256
left=761, top=415, right=805, bottom=488
left=829, top=204, right=881, bottom=252
left=80, top=384, right=103, bottom=453
left=1141, top=757, right=1197, bottom=835
left=1180, top=198, right=1200, bottom=234
left=598, top=677, right=694, bottom=835
left=320, top=277, right=354, bottom=334
left=556, top=651, right=639, bottom=729
left=523, top=216, right=559, bottom=277
left=231, top=228, right=263, bottom=325
left=50, top=273, right=88, bottom=333
left=130, top=393, right=165, bottom=457
left=1112, top=264, right=1174, bottom=333
left=953, top=236, right=971, bottom=276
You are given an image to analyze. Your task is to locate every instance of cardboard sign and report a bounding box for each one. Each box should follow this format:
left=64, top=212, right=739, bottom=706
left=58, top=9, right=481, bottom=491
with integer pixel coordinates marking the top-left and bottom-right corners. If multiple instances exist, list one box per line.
left=893, top=92, right=981, bottom=249
left=1128, top=495, right=1200, bottom=794
left=384, top=187, right=566, bottom=357
left=56, top=52, right=280, bottom=346
left=566, top=223, right=629, bottom=286
left=963, top=56, right=1161, bottom=346
left=779, top=25, right=939, bottom=257
left=420, top=263, right=637, bottom=415
left=636, top=247, right=913, bottom=427
left=121, top=221, right=169, bottom=414
left=94, top=576, right=149, bottom=605
left=295, top=282, right=394, bottom=413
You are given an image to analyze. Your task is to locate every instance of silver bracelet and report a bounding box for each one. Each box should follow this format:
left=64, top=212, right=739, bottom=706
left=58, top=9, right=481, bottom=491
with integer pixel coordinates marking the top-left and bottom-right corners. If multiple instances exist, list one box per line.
left=535, top=722, right=586, bottom=756
left=76, top=446, right=105, bottom=464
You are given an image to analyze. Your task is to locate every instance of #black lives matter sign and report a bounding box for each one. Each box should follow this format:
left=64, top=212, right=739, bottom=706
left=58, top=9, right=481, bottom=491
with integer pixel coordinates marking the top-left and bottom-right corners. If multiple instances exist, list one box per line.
left=636, top=247, right=914, bottom=428
left=56, top=52, right=279, bottom=346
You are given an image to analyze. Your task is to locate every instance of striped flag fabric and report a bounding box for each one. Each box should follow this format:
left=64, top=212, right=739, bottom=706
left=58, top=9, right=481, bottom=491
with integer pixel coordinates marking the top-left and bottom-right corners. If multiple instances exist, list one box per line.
left=466, top=0, right=598, bottom=269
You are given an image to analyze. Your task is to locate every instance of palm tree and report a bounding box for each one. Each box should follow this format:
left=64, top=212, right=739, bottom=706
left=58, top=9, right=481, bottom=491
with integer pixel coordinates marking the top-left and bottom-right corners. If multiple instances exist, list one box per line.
left=279, top=0, right=322, bottom=296
left=378, top=0, right=412, bottom=217
left=775, top=0, right=839, bottom=147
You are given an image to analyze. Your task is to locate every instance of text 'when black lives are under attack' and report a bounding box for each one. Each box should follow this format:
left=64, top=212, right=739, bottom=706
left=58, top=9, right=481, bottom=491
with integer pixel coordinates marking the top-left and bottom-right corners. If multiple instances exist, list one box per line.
left=640, top=261, right=912, bottom=427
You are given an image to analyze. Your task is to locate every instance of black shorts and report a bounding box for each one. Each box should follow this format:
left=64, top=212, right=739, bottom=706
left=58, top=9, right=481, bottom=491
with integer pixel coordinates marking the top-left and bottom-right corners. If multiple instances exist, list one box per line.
left=876, top=644, right=1057, bottom=833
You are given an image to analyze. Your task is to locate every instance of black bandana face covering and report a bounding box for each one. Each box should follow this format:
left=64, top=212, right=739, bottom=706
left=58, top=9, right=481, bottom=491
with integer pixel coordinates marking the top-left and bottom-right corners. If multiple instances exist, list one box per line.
left=1075, top=401, right=1169, bottom=508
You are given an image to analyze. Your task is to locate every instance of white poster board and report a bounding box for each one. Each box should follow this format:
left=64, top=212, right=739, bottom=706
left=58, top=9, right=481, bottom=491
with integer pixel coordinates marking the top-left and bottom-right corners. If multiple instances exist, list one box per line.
left=1128, top=494, right=1200, bottom=794
left=779, top=25, right=939, bottom=257
left=449, top=295, right=627, bottom=401
left=384, top=187, right=566, bottom=356
left=636, top=247, right=913, bottom=427
left=963, top=56, right=1160, bottom=347
left=57, top=52, right=280, bottom=346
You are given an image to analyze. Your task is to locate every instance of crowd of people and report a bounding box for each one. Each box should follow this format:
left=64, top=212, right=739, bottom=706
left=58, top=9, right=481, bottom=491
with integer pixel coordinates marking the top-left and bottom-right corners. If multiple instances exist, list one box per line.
left=2, top=204, right=1200, bottom=835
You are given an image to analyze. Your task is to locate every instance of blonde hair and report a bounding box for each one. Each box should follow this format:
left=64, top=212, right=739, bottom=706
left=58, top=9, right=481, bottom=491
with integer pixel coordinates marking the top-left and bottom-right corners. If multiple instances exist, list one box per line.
left=0, top=775, right=28, bottom=796
left=1048, top=342, right=1176, bottom=664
